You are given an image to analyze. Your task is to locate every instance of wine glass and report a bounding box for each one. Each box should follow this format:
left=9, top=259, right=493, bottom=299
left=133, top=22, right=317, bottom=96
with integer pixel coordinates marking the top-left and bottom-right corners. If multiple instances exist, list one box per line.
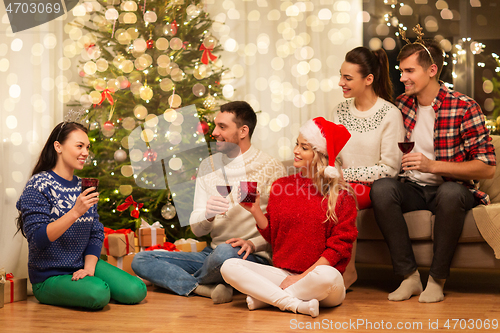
left=398, top=141, right=415, bottom=177
left=216, top=184, right=233, bottom=217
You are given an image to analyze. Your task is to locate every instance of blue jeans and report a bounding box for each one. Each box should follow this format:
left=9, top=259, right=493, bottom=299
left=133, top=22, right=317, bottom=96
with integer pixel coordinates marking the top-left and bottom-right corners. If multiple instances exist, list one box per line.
left=131, top=243, right=269, bottom=296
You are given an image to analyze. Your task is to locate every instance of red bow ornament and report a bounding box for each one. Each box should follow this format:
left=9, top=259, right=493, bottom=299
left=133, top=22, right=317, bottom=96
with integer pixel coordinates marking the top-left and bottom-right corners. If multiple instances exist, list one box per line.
left=98, top=89, right=114, bottom=106
left=145, top=242, right=179, bottom=252
left=199, top=44, right=217, bottom=65
left=117, top=195, right=143, bottom=218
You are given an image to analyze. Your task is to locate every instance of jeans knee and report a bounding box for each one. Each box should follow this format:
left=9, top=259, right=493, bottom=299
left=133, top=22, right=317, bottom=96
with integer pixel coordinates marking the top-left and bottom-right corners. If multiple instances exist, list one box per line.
left=131, top=251, right=153, bottom=275
left=209, top=243, right=239, bottom=267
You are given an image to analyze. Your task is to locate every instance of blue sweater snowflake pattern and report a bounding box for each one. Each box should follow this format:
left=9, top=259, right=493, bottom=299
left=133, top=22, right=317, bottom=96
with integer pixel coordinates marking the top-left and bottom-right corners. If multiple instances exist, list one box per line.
left=16, top=171, right=104, bottom=284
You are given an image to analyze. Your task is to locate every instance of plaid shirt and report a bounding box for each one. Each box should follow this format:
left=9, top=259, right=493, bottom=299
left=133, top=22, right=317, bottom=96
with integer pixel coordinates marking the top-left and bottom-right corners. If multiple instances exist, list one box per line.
left=397, top=82, right=496, bottom=205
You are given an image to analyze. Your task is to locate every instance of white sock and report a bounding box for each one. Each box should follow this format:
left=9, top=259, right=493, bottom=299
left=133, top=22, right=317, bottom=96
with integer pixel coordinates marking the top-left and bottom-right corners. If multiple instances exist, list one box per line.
left=419, top=276, right=445, bottom=303
left=388, top=270, right=423, bottom=301
left=246, top=295, right=270, bottom=310
left=296, top=299, right=320, bottom=318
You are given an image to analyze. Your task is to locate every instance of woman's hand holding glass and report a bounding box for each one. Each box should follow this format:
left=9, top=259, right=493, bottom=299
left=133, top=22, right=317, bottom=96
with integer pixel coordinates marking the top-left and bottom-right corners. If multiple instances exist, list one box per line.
left=239, top=189, right=261, bottom=215
left=71, top=188, right=99, bottom=218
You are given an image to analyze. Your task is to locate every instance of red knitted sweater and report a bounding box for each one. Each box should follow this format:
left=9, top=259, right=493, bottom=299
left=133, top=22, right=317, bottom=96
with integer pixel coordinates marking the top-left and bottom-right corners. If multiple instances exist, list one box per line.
left=259, top=173, right=358, bottom=274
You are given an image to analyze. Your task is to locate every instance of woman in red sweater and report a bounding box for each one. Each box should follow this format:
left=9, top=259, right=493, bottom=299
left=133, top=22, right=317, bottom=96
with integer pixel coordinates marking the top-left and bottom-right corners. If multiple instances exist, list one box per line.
left=221, top=117, right=358, bottom=317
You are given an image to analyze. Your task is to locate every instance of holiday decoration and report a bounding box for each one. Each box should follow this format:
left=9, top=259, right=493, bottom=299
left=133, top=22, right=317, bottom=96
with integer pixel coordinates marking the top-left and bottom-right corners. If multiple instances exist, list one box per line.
left=117, top=195, right=143, bottom=219
left=67, top=0, right=226, bottom=240
left=143, top=148, right=157, bottom=162
left=114, top=149, right=128, bottom=162
left=203, top=94, right=216, bottom=110
left=196, top=121, right=210, bottom=135
left=161, top=202, right=177, bottom=219
left=138, top=220, right=165, bottom=247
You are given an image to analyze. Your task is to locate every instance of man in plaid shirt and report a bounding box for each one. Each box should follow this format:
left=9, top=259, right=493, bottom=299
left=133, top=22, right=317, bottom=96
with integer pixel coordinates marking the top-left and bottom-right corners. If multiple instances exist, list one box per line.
left=370, top=39, right=496, bottom=303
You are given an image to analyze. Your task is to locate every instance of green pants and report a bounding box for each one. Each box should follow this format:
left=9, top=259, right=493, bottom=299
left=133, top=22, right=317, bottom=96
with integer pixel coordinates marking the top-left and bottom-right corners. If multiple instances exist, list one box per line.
left=32, top=259, right=147, bottom=310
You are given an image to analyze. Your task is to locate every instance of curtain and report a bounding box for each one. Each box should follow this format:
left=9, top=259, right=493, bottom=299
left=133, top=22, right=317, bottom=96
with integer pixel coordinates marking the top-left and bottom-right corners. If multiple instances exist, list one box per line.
left=206, top=0, right=363, bottom=160
left=0, top=13, right=66, bottom=279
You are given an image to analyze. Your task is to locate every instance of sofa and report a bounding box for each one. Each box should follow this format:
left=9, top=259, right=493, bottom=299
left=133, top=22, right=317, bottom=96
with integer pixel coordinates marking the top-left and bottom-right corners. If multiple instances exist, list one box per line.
left=283, top=135, right=500, bottom=269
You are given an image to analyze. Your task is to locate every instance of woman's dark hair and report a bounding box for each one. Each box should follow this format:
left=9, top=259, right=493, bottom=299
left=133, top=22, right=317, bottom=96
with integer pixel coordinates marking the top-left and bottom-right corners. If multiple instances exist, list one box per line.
left=345, top=46, right=394, bottom=104
left=16, top=122, right=88, bottom=237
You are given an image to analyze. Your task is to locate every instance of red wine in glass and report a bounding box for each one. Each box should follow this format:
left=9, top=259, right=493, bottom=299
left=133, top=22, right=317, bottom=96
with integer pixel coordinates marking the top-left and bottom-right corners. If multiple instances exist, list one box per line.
left=216, top=185, right=232, bottom=197
left=398, top=141, right=415, bottom=177
left=398, top=142, right=415, bottom=154
left=216, top=185, right=232, bottom=217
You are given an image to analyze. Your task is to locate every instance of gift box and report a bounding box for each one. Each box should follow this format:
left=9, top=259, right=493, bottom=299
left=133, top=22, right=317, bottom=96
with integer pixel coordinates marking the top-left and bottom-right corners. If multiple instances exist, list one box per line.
left=0, top=268, right=4, bottom=308
left=2, top=272, right=27, bottom=304
left=102, top=228, right=135, bottom=257
left=174, top=239, right=207, bottom=252
left=107, top=253, right=136, bottom=276
left=138, top=220, right=165, bottom=247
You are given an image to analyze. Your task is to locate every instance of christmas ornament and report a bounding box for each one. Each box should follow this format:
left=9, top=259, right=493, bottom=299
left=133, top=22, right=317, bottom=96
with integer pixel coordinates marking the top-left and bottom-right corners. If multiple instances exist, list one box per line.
left=146, top=39, right=154, bottom=49
left=96, top=89, right=114, bottom=106
left=196, top=121, right=210, bottom=135
left=143, top=148, right=157, bottom=162
left=102, top=121, right=115, bottom=137
left=171, top=20, right=178, bottom=35
left=192, top=83, right=206, bottom=96
left=103, top=120, right=114, bottom=131
left=161, top=202, right=176, bottom=219
left=117, top=195, right=143, bottom=219
left=200, top=44, right=217, bottom=65
left=203, top=94, right=216, bottom=110
left=114, top=149, right=127, bottom=162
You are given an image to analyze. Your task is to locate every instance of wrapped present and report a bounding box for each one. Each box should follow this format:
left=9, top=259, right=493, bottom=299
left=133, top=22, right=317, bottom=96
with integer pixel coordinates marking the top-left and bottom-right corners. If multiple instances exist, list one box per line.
left=2, top=271, right=27, bottom=304
left=102, top=227, right=135, bottom=257
left=145, top=242, right=179, bottom=252
left=174, top=238, right=208, bottom=252
left=138, top=220, right=165, bottom=247
left=134, top=237, right=140, bottom=253
left=0, top=268, right=4, bottom=308
left=107, top=253, right=136, bottom=276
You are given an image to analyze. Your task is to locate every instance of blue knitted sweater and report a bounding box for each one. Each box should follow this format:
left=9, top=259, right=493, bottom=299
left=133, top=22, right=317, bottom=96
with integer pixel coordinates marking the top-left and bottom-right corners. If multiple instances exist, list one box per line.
left=16, top=170, right=104, bottom=284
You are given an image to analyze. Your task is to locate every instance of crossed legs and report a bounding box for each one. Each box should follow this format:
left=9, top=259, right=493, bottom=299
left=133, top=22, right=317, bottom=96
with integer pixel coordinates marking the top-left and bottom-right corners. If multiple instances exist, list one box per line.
left=221, top=258, right=345, bottom=317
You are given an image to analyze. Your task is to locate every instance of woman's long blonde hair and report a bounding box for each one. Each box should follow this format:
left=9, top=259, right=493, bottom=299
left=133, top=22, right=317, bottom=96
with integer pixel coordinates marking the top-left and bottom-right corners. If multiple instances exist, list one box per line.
left=310, top=149, right=356, bottom=223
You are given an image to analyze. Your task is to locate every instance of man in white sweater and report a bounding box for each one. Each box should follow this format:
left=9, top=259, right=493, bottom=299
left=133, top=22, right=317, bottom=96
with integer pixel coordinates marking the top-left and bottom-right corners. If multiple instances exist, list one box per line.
left=132, top=101, right=286, bottom=303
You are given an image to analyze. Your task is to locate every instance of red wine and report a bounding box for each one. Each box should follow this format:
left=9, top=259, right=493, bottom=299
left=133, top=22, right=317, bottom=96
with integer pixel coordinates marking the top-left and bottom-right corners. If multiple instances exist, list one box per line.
left=398, top=142, right=415, bottom=154
left=81, top=178, right=99, bottom=194
left=216, top=185, right=232, bottom=197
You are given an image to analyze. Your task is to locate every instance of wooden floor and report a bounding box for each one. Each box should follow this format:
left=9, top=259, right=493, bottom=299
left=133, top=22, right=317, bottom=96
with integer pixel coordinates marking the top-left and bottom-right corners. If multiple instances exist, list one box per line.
left=1, top=265, right=500, bottom=332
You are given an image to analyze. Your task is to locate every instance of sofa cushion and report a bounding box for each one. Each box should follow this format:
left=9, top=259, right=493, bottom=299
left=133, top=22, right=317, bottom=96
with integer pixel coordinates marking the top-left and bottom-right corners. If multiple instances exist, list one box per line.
left=357, top=209, right=433, bottom=241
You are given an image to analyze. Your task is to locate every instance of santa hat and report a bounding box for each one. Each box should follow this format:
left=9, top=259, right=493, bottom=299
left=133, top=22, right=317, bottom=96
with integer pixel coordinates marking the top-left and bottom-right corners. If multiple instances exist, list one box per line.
left=299, top=117, right=351, bottom=178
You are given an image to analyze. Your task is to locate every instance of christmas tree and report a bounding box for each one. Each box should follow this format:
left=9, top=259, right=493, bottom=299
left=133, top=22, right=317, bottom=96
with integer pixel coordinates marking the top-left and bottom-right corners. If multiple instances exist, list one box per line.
left=66, top=0, right=226, bottom=240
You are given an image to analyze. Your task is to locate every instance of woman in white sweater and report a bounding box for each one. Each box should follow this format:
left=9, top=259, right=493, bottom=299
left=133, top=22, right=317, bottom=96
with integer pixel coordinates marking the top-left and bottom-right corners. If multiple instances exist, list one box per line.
left=330, top=46, right=404, bottom=288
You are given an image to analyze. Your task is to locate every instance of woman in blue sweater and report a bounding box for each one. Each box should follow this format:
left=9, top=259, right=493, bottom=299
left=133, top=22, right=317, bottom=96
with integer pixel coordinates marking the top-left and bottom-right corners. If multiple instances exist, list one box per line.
left=16, top=121, right=146, bottom=310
